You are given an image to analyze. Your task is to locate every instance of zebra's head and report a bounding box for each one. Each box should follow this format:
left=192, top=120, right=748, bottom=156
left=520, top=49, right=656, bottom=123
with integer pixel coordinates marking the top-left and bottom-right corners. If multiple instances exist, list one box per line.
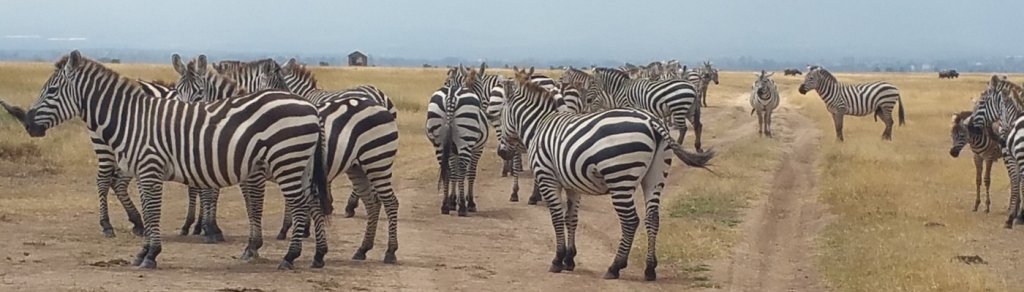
left=279, top=58, right=314, bottom=93
left=25, top=50, right=91, bottom=137
left=702, top=61, right=719, bottom=85
left=173, top=54, right=212, bottom=102
left=949, top=111, right=973, bottom=158
left=798, top=66, right=827, bottom=95
left=753, top=70, right=775, bottom=97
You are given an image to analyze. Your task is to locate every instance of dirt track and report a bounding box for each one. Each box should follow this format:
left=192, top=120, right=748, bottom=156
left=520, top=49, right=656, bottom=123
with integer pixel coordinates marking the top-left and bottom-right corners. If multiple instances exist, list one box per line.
left=0, top=93, right=830, bottom=291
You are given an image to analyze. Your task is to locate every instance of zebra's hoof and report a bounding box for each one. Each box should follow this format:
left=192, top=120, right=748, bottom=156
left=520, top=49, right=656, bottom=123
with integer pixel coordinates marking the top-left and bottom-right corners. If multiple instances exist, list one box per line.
left=603, top=270, right=620, bottom=280
left=241, top=249, right=259, bottom=262
left=103, top=229, right=116, bottom=238
left=383, top=252, right=398, bottom=264
left=277, top=260, right=294, bottom=270
left=549, top=263, right=564, bottom=273
left=441, top=209, right=450, bottom=215
left=179, top=228, right=190, bottom=236
left=311, top=259, right=325, bottom=269
left=203, top=235, right=218, bottom=244
left=352, top=250, right=368, bottom=261
left=132, top=256, right=145, bottom=267
left=1005, top=221, right=1014, bottom=229
left=644, top=267, right=657, bottom=281
left=214, top=233, right=226, bottom=242
left=509, top=195, right=519, bottom=202
left=131, top=226, right=145, bottom=237
left=137, top=258, right=157, bottom=269
left=457, top=209, right=468, bottom=217
left=344, top=209, right=356, bottom=218
left=467, top=205, right=477, bottom=213
left=527, top=200, right=538, bottom=206
left=275, top=232, right=288, bottom=241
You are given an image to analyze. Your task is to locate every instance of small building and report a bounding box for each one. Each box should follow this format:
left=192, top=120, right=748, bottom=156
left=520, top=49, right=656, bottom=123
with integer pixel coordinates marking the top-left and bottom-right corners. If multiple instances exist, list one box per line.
left=348, top=51, right=368, bottom=67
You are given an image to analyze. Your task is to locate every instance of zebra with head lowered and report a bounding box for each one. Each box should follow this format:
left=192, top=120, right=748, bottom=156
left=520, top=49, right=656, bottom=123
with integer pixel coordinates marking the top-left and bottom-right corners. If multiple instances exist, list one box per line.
left=798, top=65, right=906, bottom=141
left=182, top=57, right=402, bottom=263
left=23, top=50, right=329, bottom=269
left=950, top=110, right=1001, bottom=213
left=750, top=70, right=780, bottom=137
left=587, top=67, right=704, bottom=153
left=427, top=70, right=489, bottom=216
left=498, top=68, right=714, bottom=281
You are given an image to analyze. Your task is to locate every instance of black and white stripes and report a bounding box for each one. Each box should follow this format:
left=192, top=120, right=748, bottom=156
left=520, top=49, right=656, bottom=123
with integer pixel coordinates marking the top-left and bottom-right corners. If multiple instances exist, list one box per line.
left=749, top=70, right=780, bottom=137
left=426, top=81, right=489, bottom=216
left=798, top=66, right=905, bottom=141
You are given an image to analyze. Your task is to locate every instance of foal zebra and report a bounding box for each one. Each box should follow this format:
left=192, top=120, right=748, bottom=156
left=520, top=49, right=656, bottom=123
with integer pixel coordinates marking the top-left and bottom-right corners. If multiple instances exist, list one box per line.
left=749, top=70, right=780, bottom=137
left=498, top=69, right=714, bottom=281
left=590, top=67, right=704, bottom=152
left=950, top=111, right=1000, bottom=213
left=24, top=50, right=329, bottom=269
left=798, top=66, right=905, bottom=141
left=426, top=79, right=489, bottom=216
left=183, top=57, right=403, bottom=263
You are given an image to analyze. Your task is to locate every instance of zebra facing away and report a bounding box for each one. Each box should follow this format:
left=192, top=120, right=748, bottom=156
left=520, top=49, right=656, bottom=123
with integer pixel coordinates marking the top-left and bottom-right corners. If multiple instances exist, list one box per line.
left=950, top=111, right=1000, bottom=213
left=184, top=57, right=402, bottom=263
left=798, top=66, right=905, bottom=141
left=749, top=70, right=780, bottom=137
left=426, top=75, right=489, bottom=216
left=23, top=51, right=329, bottom=270
left=499, top=69, right=714, bottom=281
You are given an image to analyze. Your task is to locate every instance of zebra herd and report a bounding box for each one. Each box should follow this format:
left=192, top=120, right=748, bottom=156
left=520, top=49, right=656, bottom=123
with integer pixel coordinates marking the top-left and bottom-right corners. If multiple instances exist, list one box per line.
left=0, top=50, right=923, bottom=281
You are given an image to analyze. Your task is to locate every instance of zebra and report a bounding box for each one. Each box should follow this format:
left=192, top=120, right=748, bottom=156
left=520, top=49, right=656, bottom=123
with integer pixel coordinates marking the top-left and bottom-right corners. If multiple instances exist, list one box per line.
left=798, top=65, right=906, bottom=141
left=967, top=77, right=1024, bottom=227
left=427, top=72, right=490, bottom=216
left=749, top=70, right=780, bottom=137
left=589, top=67, right=704, bottom=153
left=949, top=111, right=1001, bottom=213
left=498, top=68, right=714, bottom=281
left=185, top=57, right=403, bottom=263
left=689, top=61, right=719, bottom=107
left=23, top=50, right=329, bottom=269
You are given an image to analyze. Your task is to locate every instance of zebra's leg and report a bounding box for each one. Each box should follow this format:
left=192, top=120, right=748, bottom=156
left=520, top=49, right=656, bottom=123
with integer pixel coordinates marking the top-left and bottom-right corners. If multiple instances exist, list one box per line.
left=639, top=148, right=671, bottom=281
left=441, top=159, right=453, bottom=215
left=676, top=119, right=689, bottom=147
left=181, top=186, right=198, bottom=236
left=985, top=158, right=994, bottom=213
left=538, top=174, right=568, bottom=273
left=880, top=108, right=895, bottom=140
left=466, top=150, right=482, bottom=213
left=240, top=177, right=266, bottom=262
left=112, top=172, right=145, bottom=237
left=501, top=158, right=512, bottom=177
left=692, top=108, right=703, bottom=153
left=605, top=187, right=640, bottom=280
left=756, top=110, right=765, bottom=137
left=348, top=168, right=380, bottom=261
left=364, top=158, right=399, bottom=263
left=200, top=188, right=225, bottom=243
left=277, top=203, right=292, bottom=240
left=277, top=175, right=312, bottom=270
left=831, top=112, right=845, bottom=142
left=766, top=110, right=775, bottom=138
left=344, top=191, right=359, bottom=218
left=134, top=176, right=164, bottom=269
left=192, top=190, right=205, bottom=235
left=96, top=166, right=117, bottom=238
left=509, top=154, right=521, bottom=202
left=974, top=154, right=983, bottom=212
left=1004, top=152, right=1020, bottom=228
left=563, top=190, right=581, bottom=271
left=524, top=153, right=544, bottom=205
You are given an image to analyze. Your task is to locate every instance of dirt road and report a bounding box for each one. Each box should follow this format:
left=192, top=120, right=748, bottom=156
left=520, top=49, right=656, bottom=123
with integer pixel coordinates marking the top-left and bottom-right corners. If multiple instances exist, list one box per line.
left=0, top=93, right=830, bottom=291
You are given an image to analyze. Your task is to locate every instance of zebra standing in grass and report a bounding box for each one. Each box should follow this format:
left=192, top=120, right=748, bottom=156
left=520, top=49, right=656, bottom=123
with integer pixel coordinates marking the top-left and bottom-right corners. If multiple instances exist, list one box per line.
left=426, top=76, right=489, bottom=216
left=697, top=61, right=719, bottom=107
left=968, top=77, right=1024, bottom=227
left=498, top=69, right=714, bottom=281
left=589, top=67, right=704, bottom=152
left=798, top=65, right=905, bottom=141
left=23, top=50, right=329, bottom=270
left=950, top=111, right=1001, bottom=213
left=749, top=70, right=780, bottom=137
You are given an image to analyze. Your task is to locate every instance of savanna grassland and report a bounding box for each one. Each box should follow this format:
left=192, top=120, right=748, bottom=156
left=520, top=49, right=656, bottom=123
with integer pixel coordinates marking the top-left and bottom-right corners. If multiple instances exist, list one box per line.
left=0, top=61, right=1018, bottom=292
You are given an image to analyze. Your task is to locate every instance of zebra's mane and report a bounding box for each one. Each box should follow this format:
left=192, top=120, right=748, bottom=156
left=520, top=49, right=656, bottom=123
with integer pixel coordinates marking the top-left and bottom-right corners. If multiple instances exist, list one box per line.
left=284, top=62, right=319, bottom=89
left=952, top=110, right=973, bottom=126
left=810, top=66, right=837, bottom=82
left=56, top=55, right=143, bottom=89
left=593, top=67, right=630, bottom=80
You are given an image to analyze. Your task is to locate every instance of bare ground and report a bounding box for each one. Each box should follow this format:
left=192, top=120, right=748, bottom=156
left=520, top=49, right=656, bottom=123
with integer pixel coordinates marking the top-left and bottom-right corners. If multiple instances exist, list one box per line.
left=0, top=93, right=831, bottom=292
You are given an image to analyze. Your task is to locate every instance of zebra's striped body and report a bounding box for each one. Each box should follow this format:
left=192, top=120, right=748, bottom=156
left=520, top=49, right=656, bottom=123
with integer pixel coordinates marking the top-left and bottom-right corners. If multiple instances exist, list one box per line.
left=798, top=66, right=905, bottom=141
left=276, top=59, right=401, bottom=262
left=950, top=111, right=1001, bottom=213
left=968, top=77, right=1024, bottom=227
left=24, top=51, right=329, bottom=270
left=426, top=83, right=489, bottom=216
left=590, top=67, right=704, bottom=152
left=498, top=73, right=714, bottom=281
left=749, top=71, right=780, bottom=137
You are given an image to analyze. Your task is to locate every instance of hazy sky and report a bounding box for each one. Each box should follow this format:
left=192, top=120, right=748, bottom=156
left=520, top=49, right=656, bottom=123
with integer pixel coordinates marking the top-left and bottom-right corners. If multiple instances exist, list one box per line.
left=0, top=0, right=1020, bottom=61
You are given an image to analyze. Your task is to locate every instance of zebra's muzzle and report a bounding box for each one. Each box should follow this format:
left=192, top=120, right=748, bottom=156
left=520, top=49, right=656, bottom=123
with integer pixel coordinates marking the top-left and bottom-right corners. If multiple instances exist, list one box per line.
left=23, top=109, right=47, bottom=137
left=949, top=147, right=962, bottom=158
left=797, top=85, right=809, bottom=95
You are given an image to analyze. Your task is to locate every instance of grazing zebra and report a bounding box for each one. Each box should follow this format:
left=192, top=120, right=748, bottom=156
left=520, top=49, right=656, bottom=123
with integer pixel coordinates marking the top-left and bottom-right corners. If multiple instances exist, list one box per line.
left=427, top=72, right=490, bottom=216
left=589, top=67, right=704, bottom=152
left=749, top=70, right=780, bottom=137
left=23, top=50, right=329, bottom=269
left=950, top=111, right=1001, bottom=213
left=498, top=69, right=714, bottom=281
left=798, top=65, right=905, bottom=141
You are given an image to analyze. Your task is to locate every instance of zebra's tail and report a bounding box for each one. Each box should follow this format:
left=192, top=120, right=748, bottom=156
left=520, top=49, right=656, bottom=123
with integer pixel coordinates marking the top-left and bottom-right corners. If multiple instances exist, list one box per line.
left=898, top=95, right=906, bottom=126
left=649, top=117, right=716, bottom=170
left=436, top=116, right=457, bottom=191
left=313, top=124, right=333, bottom=218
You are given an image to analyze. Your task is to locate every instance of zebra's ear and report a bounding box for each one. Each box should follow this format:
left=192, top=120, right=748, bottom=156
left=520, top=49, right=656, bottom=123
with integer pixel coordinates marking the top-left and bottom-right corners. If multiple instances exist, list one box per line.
left=479, top=62, right=487, bottom=76
left=195, top=55, right=208, bottom=75
left=527, top=67, right=534, bottom=77
left=765, top=72, right=774, bottom=78
left=172, top=54, right=186, bottom=75
left=64, top=50, right=83, bottom=73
